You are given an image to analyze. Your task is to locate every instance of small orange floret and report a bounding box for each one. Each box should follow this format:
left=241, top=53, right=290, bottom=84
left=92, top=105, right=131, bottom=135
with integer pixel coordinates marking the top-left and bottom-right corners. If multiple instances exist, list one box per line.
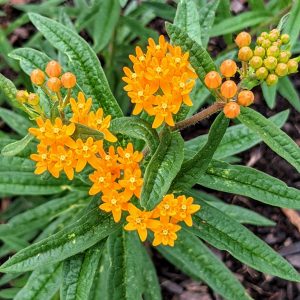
left=47, top=77, right=62, bottom=92
left=237, top=90, right=254, bottom=107
left=235, top=31, right=251, bottom=48
left=61, top=72, right=77, bottom=89
left=30, top=69, right=45, bottom=86
left=223, top=102, right=240, bottom=119
left=220, top=80, right=237, bottom=99
left=45, top=60, right=62, bottom=77
left=204, top=71, right=222, bottom=89
left=220, top=60, right=237, bottom=78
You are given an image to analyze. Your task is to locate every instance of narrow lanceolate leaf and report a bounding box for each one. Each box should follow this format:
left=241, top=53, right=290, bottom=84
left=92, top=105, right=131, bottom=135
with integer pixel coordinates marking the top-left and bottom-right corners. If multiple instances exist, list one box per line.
left=1, top=134, right=34, bottom=157
left=73, top=123, right=104, bottom=141
left=61, top=241, right=105, bottom=300
left=197, top=160, right=300, bottom=209
left=186, top=198, right=300, bottom=282
left=141, top=128, right=184, bottom=210
left=238, top=106, right=300, bottom=172
left=0, top=208, right=120, bottom=273
left=166, top=22, right=216, bottom=83
left=184, top=110, right=288, bottom=160
left=0, top=156, right=69, bottom=195
left=158, top=230, right=252, bottom=300
left=278, top=77, right=300, bottom=112
left=28, top=13, right=123, bottom=118
left=9, top=48, right=50, bottom=75
left=0, top=192, right=87, bottom=237
left=262, top=82, right=277, bottom=109
left=14, top=264, right=62, bottom=300
left=284, top=1, right=300, bottom=48
left=110, top=117, right=159, bottom=155
left=172, top=113, right=229, bottom=192
left=174, top=0, right=202, bottom=45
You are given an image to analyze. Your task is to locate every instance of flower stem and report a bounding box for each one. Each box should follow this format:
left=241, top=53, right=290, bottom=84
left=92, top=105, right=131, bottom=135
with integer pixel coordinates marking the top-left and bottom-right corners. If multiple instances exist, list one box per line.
left=173, top=101, right=225, bottom=131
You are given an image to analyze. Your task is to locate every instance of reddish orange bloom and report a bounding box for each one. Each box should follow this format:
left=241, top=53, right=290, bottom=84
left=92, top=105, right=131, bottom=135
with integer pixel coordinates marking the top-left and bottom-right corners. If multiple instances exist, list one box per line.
left=124, top=204, right=158, bottom=242
left=70, top=92, right=92, bottom=124
left=119, top=167, right=143, bottom=198
left=99, top=190, right=131, bottom=222
left=117, top=143, right=143, bottom=167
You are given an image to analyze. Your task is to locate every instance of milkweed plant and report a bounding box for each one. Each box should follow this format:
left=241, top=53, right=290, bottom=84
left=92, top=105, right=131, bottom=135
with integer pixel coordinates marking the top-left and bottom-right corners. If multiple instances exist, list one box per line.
left=0, top=3, right=300, bottom=300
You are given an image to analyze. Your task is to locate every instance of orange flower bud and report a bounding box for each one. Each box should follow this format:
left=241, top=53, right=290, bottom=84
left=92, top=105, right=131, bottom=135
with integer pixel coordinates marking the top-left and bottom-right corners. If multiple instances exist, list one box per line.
left=30, top=69, right=45, bottom=85
left=237, top=90, right=254, bottom=107
left=28, top=93, right=40, bottom=106
left=61, top=72, right=77, bottom=88
left=16, top=90, right=28, bottom=103
left=235, top=32, right=251, bottom=48
left=238, top=47, right=253, bottom=62
left=220, top=59, right=237, bottom=77
left=223, top=102, right=240, bottom=119
left=204, top=71, right=222, bottom=89
left=220, top=80, right=237, bottom=99
left=47, top=77, right=62, bottom=92
left=45, top=60, right=62, bottom=77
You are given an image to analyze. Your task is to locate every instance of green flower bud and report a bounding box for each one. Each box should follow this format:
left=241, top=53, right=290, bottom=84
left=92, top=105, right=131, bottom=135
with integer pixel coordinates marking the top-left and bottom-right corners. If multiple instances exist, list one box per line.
left=266, top=74, right=278, bottom=86
left=268, top=33, right=278, bottom=42
left=269, top=29, right=280, bottom=40
left=281, top=33, right=290, bottom=45
left=254, top=46, right=266, bottom=57
left=249, top=56, right=263, bottom=69
left=264, top=56, right=278, bottom=70
left=272, top=40, right=282, bottom=47
left=28, top=93, right=40, bottom=106
left=255, top=67, right=268, bottom=80
left=267, top=45, right=280, bottom=57
left=287, top=59, right=298, bottom=73
left=278, top=51, right=291, bottom=63
left=262, top=39, right=272, bottom=48
left=260, top=32, right=268, bottom=38
left=238, top=46, right=253, bottom=61
left=275, top=63, right=288, bottom=77
left=256, top=36, right=265, bottom=46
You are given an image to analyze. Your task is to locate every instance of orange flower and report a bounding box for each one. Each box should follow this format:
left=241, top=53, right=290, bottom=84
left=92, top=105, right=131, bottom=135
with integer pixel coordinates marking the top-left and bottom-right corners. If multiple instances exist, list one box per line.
left=117, top=143, right=143, bottom=167
left=30, top=144, right=52, bottom=175
left=147, top=35, right=168, bottom=59
left=122, top=66, right=142, bottom=92
left=89, top=167, right=119, bottom=195
left=172, top=196, right=200, bottom=226
left=99, top=190, right=131, bottom=222
left=152, top=218, right=181, bottom=247
left=74, top=137, right=101, bottom=172
left=129, top=46, right=150, bottom=70
left=98, top=145, right=121, bottom=178
left=124, top=204, right=158, bottom=242
left=152, top=194, right=178, bottom=219
left=70, top=92, right=92, bottom=124
left=29, top=117, right=50, bottom=141
left=119, top=167, right=143, bottom=198
left=48, top=145, right=76, bottom=180
left=87, top=108, right=117, bottom=143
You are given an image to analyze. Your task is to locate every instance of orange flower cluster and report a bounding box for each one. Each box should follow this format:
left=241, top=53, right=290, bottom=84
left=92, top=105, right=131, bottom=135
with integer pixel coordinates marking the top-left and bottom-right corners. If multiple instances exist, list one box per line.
left=122, top=35, right=197, bottom=128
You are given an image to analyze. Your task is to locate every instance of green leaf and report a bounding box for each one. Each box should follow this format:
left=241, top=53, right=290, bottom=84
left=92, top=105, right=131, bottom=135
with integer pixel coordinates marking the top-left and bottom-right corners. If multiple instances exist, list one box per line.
left=158, top=230, right=252, bottom=300
left=0, top=287, right=21, bottom=299
left=0, top=208, right=120, bottom=273
left=248, top=0, right=265, bottom=10
left=197, top=160, right=300, bottom=209
left=0, top=107, right=32, bottom=136
left=166, top=22, right=216, bottom=84
left=284, top=1, right=300, bottom=48
left=277, top=77, right=300, bottom=112
left=61, top=241, right=105, bottom=300
left=262, top=82, right=277, bottom=109
left=199, top=0, right=219, bottom=47
left=186, top=197, right=300, bottom=282
left=141, top=128, right=184, bottom=210
left=1, top=134, right=34, bottom=157
left=28, top=13, right=123, bottom=118
left=210, top=11, right=272, bottom=36
left=174, top=0, right=202, bottom=45
left=0, top=192, right=87, bottom=237
left=110, top=116, right=159, bottom=154
left=14, top=264, right=62, bottom=300
left=9, top=48, right=50, bottom=75
left=73, top=123, right=104, bottom=141
left=238, top=106, right=300, bottom=172
left=172, top=113, right=229, bottom=191
left=184, top=110, right=289, bottom=160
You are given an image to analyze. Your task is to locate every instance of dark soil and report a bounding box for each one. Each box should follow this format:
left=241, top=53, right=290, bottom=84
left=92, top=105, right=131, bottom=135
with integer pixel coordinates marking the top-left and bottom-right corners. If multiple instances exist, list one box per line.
left=1, top=1, right=300, bottom=300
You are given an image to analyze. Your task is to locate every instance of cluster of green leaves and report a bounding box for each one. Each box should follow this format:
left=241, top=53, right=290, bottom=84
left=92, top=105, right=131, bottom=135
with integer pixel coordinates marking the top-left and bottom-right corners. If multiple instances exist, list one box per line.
left=0, top=1, right=300, bottom=300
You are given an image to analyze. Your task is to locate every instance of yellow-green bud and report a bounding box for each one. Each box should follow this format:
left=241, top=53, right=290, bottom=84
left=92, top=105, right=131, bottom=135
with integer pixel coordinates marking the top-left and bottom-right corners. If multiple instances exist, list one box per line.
left=254, top=46, right=266, bottom=57
left=278, top=51, right=291, bottom=63
left=266, top=74, right=278, bottom=86
left=275, top=63, right=288, bottom=77
left=238, top=46, right=253, bottom=61
left=287, top=59, right=298, bottom=73
left=270, top=29, right=280, bottom=39
left=267, top=45, right=280, bottom=57
left=264, top=56, right=278, bottom=70
left=28, top=93, right=40, bottom=106
left=16, top=90, right=29, bottom=103
left=260, top=32, right=268, bottom=38
left=249, top=56, right=263, bottom=69
left=256, top=37, right=265, bottom=46
left=272, top=40, right=282, bottom=47
left=262, top=39, right=272, bottom=48
left=255, top=67, right=268, bottom=80
left=268, top=32, right=278, bottom=42
left=281, top=33, right=290, bottom=45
